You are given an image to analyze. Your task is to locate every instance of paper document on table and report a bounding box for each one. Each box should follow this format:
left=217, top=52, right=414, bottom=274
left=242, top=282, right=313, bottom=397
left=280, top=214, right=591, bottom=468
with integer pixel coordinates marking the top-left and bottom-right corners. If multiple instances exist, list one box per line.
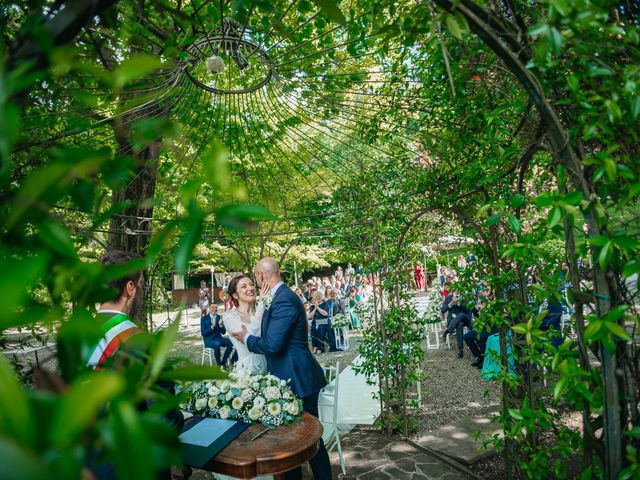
left=179, top=417, right=249, bottom=468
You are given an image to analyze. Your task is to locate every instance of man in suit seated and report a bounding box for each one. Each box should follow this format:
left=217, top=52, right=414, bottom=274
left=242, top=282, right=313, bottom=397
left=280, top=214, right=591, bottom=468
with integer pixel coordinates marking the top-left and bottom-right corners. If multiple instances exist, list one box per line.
left=200, top=304, right=236, bottom=366
left=441, top=291, right=473, bottom=358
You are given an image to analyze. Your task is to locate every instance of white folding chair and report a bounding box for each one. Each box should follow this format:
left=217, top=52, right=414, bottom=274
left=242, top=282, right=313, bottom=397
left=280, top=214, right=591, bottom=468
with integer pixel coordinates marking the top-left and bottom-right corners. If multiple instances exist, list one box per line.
left=319, top=362, right=346, bottom=475
left=201, top=346, right=214, bottom=365
left=426, top=322, right=441, bottom=350
left=334, top=327, right=350, bottom=350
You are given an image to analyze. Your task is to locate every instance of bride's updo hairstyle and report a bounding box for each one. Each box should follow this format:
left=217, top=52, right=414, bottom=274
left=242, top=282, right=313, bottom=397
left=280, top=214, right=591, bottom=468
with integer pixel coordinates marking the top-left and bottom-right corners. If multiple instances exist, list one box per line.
left=227, top=274, right=251, bottom=308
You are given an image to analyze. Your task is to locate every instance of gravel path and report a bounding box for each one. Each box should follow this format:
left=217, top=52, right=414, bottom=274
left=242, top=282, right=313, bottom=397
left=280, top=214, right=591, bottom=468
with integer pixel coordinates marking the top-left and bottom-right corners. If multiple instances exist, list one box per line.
left=413, top=348, right=501, bottom=436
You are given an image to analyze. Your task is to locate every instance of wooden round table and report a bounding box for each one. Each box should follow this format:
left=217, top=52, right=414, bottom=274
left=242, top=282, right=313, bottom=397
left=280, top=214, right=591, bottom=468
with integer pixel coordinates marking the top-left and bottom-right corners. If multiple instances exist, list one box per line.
left=197, top=412, right=323, bottom=479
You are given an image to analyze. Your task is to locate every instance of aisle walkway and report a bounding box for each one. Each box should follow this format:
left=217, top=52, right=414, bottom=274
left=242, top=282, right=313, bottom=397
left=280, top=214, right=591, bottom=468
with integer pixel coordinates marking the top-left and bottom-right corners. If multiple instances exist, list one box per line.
left=320, top=355, right=379, bottom=427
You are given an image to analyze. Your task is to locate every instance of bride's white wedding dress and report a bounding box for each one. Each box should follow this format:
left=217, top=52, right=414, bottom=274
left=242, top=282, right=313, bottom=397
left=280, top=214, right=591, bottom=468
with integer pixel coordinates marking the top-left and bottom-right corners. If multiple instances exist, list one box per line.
left=217, top=303, right=270, bottom=480
left=223, top=302, right=268, bottom=374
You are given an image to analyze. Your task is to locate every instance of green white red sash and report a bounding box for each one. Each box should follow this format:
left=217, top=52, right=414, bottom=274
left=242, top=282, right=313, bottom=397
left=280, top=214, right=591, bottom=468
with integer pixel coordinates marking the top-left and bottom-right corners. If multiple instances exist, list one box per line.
left=87, top=311, right=142, bottom=369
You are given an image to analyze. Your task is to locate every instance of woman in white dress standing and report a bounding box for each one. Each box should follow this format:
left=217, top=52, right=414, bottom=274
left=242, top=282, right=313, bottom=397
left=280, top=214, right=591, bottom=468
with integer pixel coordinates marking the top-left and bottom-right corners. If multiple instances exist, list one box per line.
left=218, top=275, right=270, bottom=480
left=222, top=275, right=268, bottom=374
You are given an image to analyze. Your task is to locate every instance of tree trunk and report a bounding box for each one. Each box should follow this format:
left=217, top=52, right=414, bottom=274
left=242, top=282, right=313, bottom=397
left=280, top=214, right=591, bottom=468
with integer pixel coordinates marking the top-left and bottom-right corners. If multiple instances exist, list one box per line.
left=108, top=105, right=164, bottom=254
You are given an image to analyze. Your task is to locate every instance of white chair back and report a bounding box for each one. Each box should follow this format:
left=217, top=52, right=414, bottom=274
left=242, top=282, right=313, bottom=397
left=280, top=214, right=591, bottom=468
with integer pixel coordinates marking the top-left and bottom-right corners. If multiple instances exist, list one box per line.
left=319, top=362, right=346, bottom=474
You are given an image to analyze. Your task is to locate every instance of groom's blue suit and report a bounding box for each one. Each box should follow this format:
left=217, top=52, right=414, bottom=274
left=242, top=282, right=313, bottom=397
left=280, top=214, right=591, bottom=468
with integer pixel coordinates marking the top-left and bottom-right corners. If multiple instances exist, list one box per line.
left=246, top=283, right=331, bottom=480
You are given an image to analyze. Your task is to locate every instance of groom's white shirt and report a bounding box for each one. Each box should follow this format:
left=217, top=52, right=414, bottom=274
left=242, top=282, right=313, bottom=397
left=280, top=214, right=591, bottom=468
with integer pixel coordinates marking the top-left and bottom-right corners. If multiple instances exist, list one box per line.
left=243, top=281, right=284, bottom=343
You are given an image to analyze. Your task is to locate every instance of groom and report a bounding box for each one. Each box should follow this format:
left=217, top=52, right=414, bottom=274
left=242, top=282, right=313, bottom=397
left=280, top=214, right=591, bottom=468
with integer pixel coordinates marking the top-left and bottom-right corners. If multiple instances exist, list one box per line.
left=232, top=257, right=332, bottom=480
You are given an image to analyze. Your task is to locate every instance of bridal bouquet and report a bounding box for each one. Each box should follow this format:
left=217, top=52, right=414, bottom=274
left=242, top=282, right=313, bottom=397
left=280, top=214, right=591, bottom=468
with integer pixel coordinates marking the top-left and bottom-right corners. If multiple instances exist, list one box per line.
left=331, top=313, right=351, bottom=329
left=182, top=371, right=303, bottom=428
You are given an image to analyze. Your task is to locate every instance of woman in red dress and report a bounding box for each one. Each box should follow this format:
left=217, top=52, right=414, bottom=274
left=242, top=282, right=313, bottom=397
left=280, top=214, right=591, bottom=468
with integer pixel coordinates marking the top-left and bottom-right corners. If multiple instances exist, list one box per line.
left=414, top=263, right=425, bottom=290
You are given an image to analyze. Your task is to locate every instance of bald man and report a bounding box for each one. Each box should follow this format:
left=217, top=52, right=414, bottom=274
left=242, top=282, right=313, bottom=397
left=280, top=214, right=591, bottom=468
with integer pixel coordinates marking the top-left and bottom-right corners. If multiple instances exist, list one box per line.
left=232, top=257, right=332, bottom=480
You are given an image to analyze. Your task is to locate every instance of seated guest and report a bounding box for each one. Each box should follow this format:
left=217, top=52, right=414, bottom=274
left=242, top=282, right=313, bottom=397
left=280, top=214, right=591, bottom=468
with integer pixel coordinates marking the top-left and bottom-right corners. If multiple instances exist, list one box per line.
left=539, top=298, right=564, bottom=348
left=463, top=300, right=497, bottom=368
left=310, top=291, right=329, bottom=354
left=441, top=291, right=473, bottom=358
left=200, top=304, right=236, bottom=366
left=325, top=288, right=342, bottom=352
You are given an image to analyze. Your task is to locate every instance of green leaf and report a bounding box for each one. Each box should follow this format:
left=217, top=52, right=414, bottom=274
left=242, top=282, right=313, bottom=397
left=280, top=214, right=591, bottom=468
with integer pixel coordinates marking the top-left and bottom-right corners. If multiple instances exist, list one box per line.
left=445, top=14, right=463, bottom=40
left=158, top=365, right=228, bottom=381
left=0, top=437, right=48, bottom=480
left=38, top=219, right=78, bottom=259
left=584, top=318, right=604, bottom=340
left=563, top=190, right=583, bottom=206
left=606, top=322, right=631, bottom=342
left=510, top=194, right=525, bottom=209
left=508, top=408, right=523, bottom=420
left=215, top=204, right=276, bottom=231
left=110, top=401, right=155, bottom=480
left=0, top=253, right=49, bottom=328
left=50, top=373, right=125, bottom=447
left=603, top=157, right=617, bottom=182
left=486, top=212, right=503, bottom=226
left=553, top=376, right=568, bottom=400
left=603, top=305, right=628, bottom=323
left=201, top=141, right=230, bottom=192
left=550, top=0, right=569, bottom=16
left=548, top=205, right=563, bottom=228
left=311, top=0, right=346, bottom=24
left=0, top=357, right=34, bottom=445
left=149, top=317, right=181, bottom=382
left=598, top=241, right=613, bottom=269
left=113, top=55, right=162, bottom=89
left=476, top=203, right=492, bottom=218
left=548, top=27, right=563, bottom=55
left=507, top=215, right=521, bottom=235
left=174, top=210, right=204, bottom=274
left=511, top=323, right=528, bottom=334
left=622, top=260, right=639, bottom=279
left=534, top=193, right=554, bottom=207
left=630, top=96, right=640, bottom=120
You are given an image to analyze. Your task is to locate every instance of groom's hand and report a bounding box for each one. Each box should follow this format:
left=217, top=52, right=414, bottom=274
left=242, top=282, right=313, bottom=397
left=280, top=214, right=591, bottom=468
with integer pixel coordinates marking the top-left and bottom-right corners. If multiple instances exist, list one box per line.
left=231, top=325, right=249, bottom=344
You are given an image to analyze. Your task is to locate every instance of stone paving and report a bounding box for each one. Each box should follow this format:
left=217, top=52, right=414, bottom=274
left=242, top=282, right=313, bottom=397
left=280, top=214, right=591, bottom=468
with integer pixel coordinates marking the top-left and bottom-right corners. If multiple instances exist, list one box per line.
left=308, top=428, right=473, bottom=480
left=415, top=412, right=501, bottom=466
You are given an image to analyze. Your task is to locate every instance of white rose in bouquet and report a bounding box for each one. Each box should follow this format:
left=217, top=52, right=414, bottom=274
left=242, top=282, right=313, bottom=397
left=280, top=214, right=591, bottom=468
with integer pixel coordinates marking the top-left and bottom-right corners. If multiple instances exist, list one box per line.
left=249, top=405, right=262, bottom=421
left=237, top=375, right=251, bottom=389
left=288, top=402, right=300, bottom=415
left=220, top=381, right=231, bottom=393
left=232, top=397, right=244, bottom=410
left=219, top=405, right=231, bottom=419
left=195, top=398, right=207, bottom=410
left=283, top=391, right=293, bottom=400
left=267, top=402, right=282, bottom=415
left=208, top=385, right=219, bottom=396
left=254, top=396, right=266, bottom=408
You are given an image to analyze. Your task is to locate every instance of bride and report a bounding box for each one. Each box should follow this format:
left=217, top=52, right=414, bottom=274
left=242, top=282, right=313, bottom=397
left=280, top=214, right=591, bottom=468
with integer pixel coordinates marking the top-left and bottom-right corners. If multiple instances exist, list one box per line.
left=218, top=275, right=271, bottom=480
left=222, top=275, right=268, bottom=374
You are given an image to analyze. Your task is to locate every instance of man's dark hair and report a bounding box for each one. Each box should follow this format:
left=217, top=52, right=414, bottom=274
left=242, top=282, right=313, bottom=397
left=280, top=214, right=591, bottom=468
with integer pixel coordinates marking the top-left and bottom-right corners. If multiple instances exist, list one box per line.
left=100, top=250, right=144, bottom=302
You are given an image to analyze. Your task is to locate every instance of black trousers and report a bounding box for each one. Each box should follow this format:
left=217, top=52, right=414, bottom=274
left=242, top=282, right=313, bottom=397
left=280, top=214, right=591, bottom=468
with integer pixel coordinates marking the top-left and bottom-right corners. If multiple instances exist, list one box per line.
left=205, top=337, right=236, bottom=366
left=464, top=328, right=490, bottom=358
left=445, top=313, right=472, bottom=349
left=284, top=391, right=332, bottom=480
